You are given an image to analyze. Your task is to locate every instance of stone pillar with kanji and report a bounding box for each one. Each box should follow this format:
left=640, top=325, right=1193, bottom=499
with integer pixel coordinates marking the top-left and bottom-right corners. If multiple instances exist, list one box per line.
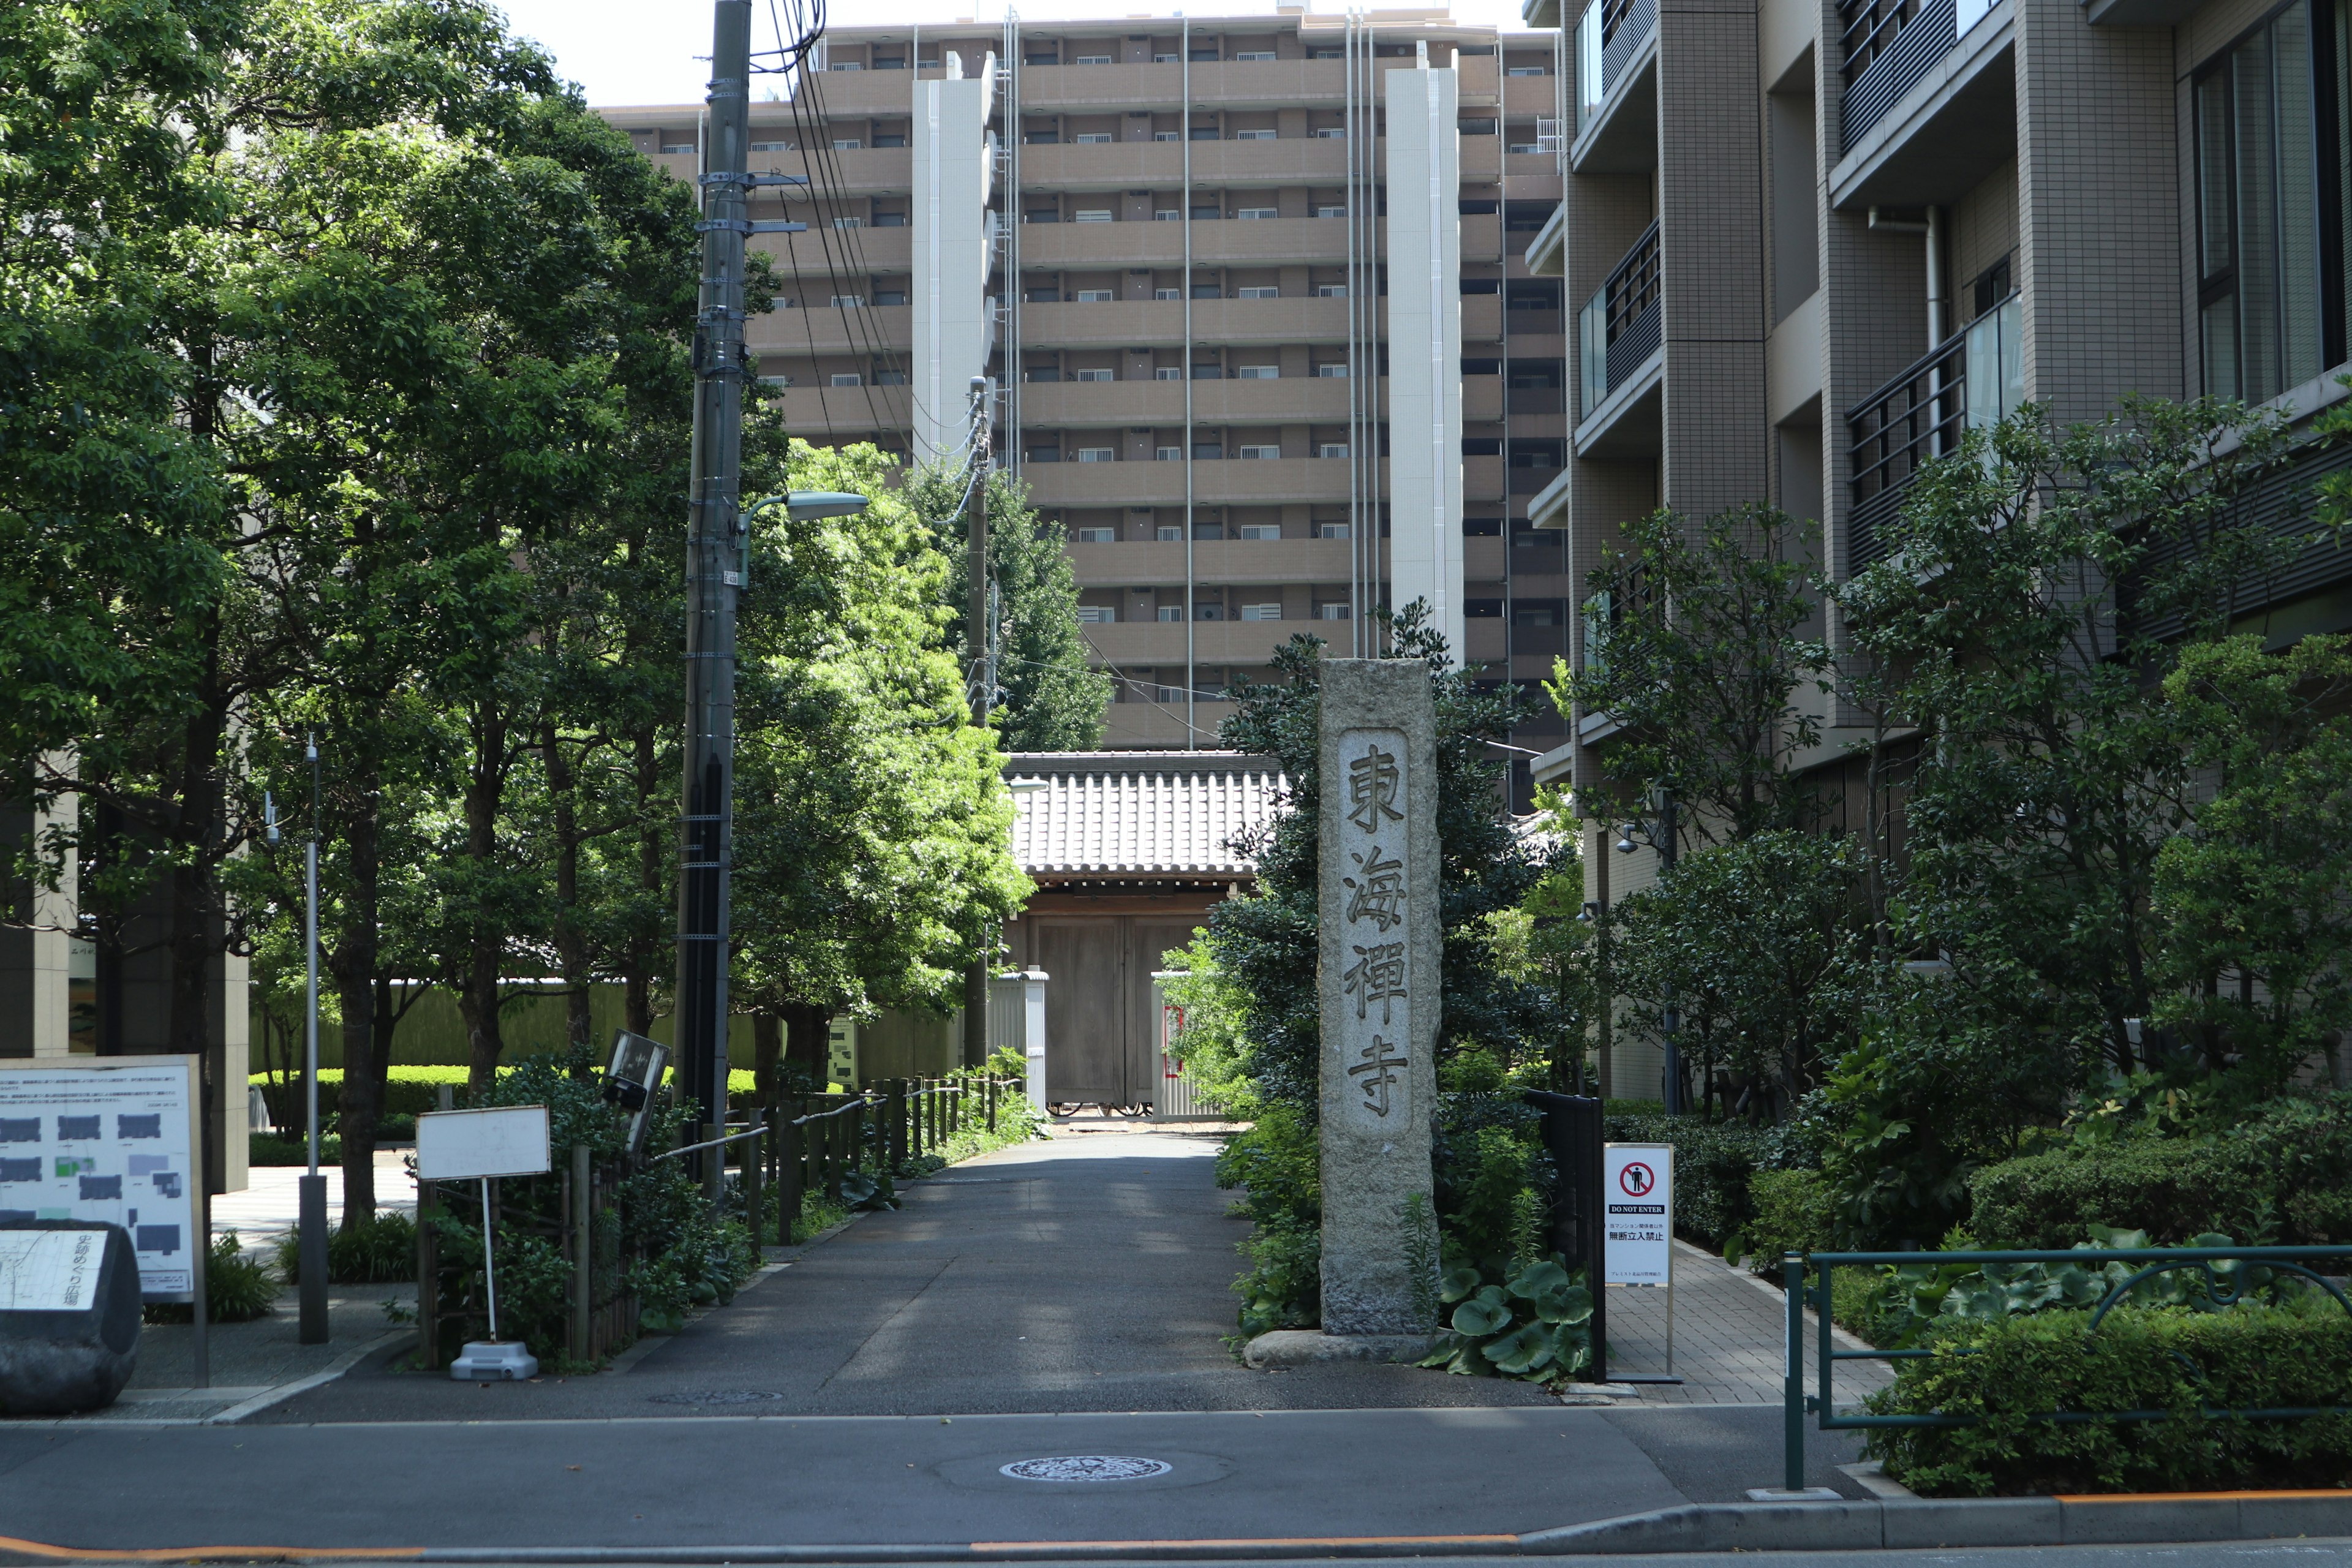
left=1316, top=658, right=1441, bottom=1336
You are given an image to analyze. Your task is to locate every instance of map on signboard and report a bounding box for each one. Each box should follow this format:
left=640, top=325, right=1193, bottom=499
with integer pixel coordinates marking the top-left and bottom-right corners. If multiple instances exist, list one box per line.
left=0, top=1060, right=197, bottom=1302
left=0, top=1227, right=107, bottom=1313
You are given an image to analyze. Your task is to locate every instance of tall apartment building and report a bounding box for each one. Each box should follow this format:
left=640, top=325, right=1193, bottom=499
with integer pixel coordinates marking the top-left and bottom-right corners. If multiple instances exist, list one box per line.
left=600, top=10, right=1574, bottom=788
left=1518, top=0, right=2352, bottom=1095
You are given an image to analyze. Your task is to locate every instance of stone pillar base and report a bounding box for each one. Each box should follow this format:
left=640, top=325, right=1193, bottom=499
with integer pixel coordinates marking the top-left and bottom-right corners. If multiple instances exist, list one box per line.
left=1242, top=1330, right=1431, bottom=1370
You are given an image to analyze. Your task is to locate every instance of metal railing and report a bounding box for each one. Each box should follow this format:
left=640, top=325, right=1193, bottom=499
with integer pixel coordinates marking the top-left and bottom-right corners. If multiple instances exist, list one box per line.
left=1780, top=1244, right=2352, bottom=1493
left=1573, top=0, right=1657, bottom=133
left=1840, top=0, right=1956, bottom=145
left=1845, top=329, right=1965, bottom=572
left=1578, top=221, right=1662, bottom=419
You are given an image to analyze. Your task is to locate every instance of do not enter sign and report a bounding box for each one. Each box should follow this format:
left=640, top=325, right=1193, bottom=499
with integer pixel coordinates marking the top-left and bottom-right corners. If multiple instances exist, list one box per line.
left=1603, top=1143, right=1673, bottom=1286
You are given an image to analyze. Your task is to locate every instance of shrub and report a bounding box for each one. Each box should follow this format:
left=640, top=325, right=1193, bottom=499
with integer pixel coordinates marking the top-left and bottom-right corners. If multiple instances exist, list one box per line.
left=1969, top=1095, right=2352, bottom=1248
left=249, top=1132, right=341, bottom=1167
left=146, top=1232, right=277, bottom=1324
left=1420, top=1257, right=1594, bottom=1382
left=1732, top=1169, right=1835, bottom=1267
left=274, top=1211, right=418, bottom=1285
left=1602, top=1111, right=1777, bottom=1247
left=1866, top=1302, right=2352, bottom=1496
left=1232, top=1220, right=1321, bottom=1340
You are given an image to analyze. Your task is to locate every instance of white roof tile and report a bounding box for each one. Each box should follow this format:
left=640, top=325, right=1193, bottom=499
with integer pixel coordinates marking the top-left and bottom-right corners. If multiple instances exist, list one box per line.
left=1006, top=751, right=1287, bottom=878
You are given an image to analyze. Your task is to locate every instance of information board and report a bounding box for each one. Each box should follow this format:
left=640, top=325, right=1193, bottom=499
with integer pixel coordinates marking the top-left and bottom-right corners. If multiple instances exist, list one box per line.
left=1602, top=1141, right=1673, bottom=1287
left=0, top=1227, right=108, bottom=1312
left=0, top=1057, right=200, bottom=1301
left=416, top=1105, right=551, bottom=1182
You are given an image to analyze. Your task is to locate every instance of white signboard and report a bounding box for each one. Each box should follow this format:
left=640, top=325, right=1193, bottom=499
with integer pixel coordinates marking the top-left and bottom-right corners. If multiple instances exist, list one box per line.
left=416, top=1105, right=551, bottom=1182
left=0, top=1057, right=199, bottom=1302
left=1604, top=1142, right=1673, bottom=1287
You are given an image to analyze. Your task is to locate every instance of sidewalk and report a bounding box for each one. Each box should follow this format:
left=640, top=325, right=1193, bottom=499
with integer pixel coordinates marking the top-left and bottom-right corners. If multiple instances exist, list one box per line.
left=1601, top=1241, right=1892, bottom=1406
left=213, top=1150, right=418, bottom=1251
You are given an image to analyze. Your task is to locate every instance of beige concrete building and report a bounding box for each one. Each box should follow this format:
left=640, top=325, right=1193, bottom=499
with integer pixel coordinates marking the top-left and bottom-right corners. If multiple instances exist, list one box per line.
left=1519, top=0, right=2352, bottom=1098
left=601, top=9, right=1577, bottom=787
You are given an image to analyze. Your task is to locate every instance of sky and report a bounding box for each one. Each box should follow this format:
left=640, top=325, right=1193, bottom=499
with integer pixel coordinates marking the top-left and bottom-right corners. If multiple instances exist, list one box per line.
left=496, top=0, right=1537, bottom=108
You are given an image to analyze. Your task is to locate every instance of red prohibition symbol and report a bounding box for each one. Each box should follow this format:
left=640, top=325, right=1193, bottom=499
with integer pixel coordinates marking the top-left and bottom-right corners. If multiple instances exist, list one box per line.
left=1618, top=1161, right=1656, bottom=1197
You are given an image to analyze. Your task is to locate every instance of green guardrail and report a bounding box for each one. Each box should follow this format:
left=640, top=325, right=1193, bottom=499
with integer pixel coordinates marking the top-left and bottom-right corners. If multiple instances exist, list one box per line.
left=1779, top=1245, right=2352, bottom=1494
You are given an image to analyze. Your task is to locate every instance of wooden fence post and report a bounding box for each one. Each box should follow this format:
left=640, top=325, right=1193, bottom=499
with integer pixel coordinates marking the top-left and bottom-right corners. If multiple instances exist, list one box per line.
left=741, top=1120, right=764, bottom=1245
left=777, top=1108, right=801, bottom=1245
left=570, top=1144, right=591, bottom=1363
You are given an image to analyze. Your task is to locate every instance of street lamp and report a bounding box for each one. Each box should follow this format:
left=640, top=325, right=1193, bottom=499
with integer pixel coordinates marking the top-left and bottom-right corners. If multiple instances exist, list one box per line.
left=297, top=735, right=328, bottom=1343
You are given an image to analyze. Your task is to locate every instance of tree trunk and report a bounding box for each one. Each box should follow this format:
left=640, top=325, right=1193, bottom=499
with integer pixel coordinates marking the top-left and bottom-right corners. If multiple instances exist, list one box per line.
left=461, top=701, right=506, bottom=1093
left=541, top=724, right=592, bottom=1053
left=753, top=1013, right=783, bottom=1108
left=783, top=1002, right=829, bottom=1088
left=334, top=756, right=383, bottom=1228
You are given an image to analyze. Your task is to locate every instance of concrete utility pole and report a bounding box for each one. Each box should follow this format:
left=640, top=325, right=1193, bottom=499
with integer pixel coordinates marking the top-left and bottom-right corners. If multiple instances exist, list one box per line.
left=962, top=376, right=992, bottom=1069
left=675, top=0, right=757, bottom=1144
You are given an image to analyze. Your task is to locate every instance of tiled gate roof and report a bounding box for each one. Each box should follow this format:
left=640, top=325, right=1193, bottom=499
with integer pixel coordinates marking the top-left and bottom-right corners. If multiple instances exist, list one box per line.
left=1005, top=751, right=1287, bottom=880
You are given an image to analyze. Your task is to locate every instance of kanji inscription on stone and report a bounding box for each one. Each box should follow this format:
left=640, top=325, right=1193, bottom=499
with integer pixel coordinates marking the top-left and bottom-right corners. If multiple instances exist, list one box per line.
left=1347, top=1036, right=1409, bottom=1118
left=1342, top=941, right=1408, bottom=1024
left=1347, top=745, right=1404, bottom=832
left=1343, top=845, right=1406, bottom=932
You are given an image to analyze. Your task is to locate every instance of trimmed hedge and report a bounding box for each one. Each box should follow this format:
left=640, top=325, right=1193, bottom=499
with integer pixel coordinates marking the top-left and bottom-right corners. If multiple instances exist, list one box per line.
left=1968, top=1095, right=2352, bottom=1249
left=1867, top=1304, right=2352, bottom=1496
left=1602, top=1113, right=1781, bottom=1247
left=1739, top=1168, right=1836, bottom=1265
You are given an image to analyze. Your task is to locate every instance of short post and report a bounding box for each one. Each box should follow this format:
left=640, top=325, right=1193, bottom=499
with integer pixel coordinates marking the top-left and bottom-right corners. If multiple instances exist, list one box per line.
left=1783, top=1252, right=1805, bottom=1494
left=570, top=1143, right=591, bottom=1363
left=777, top=1110, right=802, bottom=1245
left=824, top=1108, right=843, bottom=1202
left=986, top=1076, right=998, bottom=1133
left=417, top=1180, right=440, bottom=1369
left=888, top=1080, right=907, bottom=1170
left=851, top=1097, right=867, bottom=1177
left=741, top=1121, right=764, bottom=1245
left=702, top=1120, right=725, bottom=1204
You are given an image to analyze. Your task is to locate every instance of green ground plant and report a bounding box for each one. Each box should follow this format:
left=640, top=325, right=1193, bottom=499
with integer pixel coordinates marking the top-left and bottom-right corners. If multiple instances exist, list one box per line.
left=145, top=1232, right=277, bottom=1325
left=274, top=1211, right=417, bottom=1286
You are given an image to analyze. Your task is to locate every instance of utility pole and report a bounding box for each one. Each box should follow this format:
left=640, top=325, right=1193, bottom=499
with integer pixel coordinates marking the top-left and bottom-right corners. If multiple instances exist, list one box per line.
left=675, top=0, right=755, bottom=1150
left=298, top=736, right=328, bottom=1343
left=962, top=376, right=992, bottom=1069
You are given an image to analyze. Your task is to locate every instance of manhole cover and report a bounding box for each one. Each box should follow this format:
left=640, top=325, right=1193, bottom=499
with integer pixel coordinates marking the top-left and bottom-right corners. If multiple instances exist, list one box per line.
left=648, top=1390, right=789, bottom=1406
left=1000, top=1455, right=1173, bottom=1482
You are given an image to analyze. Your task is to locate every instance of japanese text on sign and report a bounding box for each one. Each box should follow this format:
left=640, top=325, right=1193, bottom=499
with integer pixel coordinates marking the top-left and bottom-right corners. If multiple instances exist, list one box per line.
left=1603, top=1142, right=1674, bottom=1286
left=1335, top=734, right=1412, bottom=1123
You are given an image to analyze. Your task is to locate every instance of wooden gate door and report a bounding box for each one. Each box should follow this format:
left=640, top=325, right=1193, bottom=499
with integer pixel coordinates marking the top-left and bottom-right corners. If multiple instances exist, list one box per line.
left=1127, top=919, right=1202, bottom=1110
left=1034, top=919, right=1126, bottom=1107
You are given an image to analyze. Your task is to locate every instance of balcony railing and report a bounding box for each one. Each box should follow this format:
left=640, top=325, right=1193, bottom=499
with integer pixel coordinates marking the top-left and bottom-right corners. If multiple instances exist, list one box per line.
left=1840, top=0, right=1956, bottom=145
left=1578, top=221, right=1662, bottom=419
left=1844, top=292, right=2018, bottom=570
left=1572, top=0, right=1659, bottom=133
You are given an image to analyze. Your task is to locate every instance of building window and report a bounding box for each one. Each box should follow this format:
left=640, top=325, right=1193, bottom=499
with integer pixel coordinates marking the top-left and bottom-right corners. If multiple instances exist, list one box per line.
left=1074, top=367, right=1115, bottom=381
left=873, top=213, right=907, bottom=227
left=1317, top=523, right=1352, bottom=539
left=1154, top=211, right=1181, bottom=222
left=1076, top=134, right=1114, bottom=144
left=659, top=142, right=696, bottom=154
left=1026, top=447, right=1061, bottom=462
left=873, top=290, right=908, bottom=305
left=1157, top=524, right=1183, bottom=538
left=1313, top=128, right=1346, bottom=139
left=1076, top=447, right=1115, bottom=462
left=875, top=370, right=907, bottom=385
left=1236, top=443, right=1281, bottom=459
left=832, top=216, right=862, bottom=229
left=1074, top=209, right=1113, bottom=221
left=1076, top=53, right=1112, bottom=64
left=873, top=134, right=907, bottom=148
left=1318, top=442, right=1349, bottom=458
left=1077, top=605, right=1115, bottom=622
left=1237, top=523, right=1282, bottom=539
left=1156, top=445, right=1183, bottom=459
left=1075, top=527, right=1116, bottom=543
left=1315, top=360, right=1348, bottom=373
left=829, top=373, right=862, bottom=386
left=2195, top=0, right=2350, bottom=401
left=1235, top=50, right=1278, bottom=61
left=830, top=60, right=863, bottom=70
left=1193, top=441, right=1224, bottom=458
left=1236, top=286, right=1280, bottom=299
left=829, top=293, right=864, bottom=306
left=1156, top=605, right=1183, bottom=621
left=1155, top=130, right=1182, bottom=141
left=1237, top=364, right=1278, bottom=378
left=1155, top=364, right=1182, bottom=376
left=1234, top=127, right=1277, bottom=140
left=749, top=140, right=791, bottom=152
left=1076, top=289, right=1114, bottom=301
left=1240, top=603, right=1283, bottom=619
left=831, top=138, right=862, bottom=151
left=1234, top=208, right=1278, bottom=222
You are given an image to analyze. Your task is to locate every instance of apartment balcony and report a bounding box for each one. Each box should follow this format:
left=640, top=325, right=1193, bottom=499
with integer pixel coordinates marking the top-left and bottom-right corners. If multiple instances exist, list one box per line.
left=758, top=226, right=911, bottom=276
left=1104, top=700, right=1240, bottom=748
left=737, top=145, right=913, bottom=197
left=1508, top=386, right=1567, bottom=416
left=1020, top=377, right=1361, bottom=428
left=1460, top=137, right=1503, bottom=183
left=1568, top=0, right=1658, bottom=175
left=1523, top=202, right=1565, bottom=279
left=793, top=66, right=929, bottom=118
left=1465, top=377, right=1504, bottom=422
left=1011, top=138, right=1365, bottom=192
left=1022, top=454, right=1376, bottom=507
left=1503, top=75, right=1563, bottom=117
left=761, top=385, right=910, bottom=432
left=1831, top=0, right=2014, bottom=206
left=1014, top=59, right=1348, bottom=113
left=1844, top=292, right=2018, bottom=571
left=1574, top=220, right=1663, bottom=457
left=1465, top=454, right=1507, bottom=499
left=1066, top=537, right=1359, bottom=586
left=1017, top=216, right=1371, bottom=270
left=1017, top=296, right=1352, bottom=349
left=1084, top=619, right=1310, bottom=665
left=745, top=303, right=913, bottom=356
left=1463, top=294, right=1504, bottom=342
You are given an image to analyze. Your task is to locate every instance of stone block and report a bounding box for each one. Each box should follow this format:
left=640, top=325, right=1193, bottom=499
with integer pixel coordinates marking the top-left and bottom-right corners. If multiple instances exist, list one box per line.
left=2060, top=1495, right=2244, bottom=1544
left=1243, top=1330, right=1431, bottom=1368
left=2238, top=1494, right=2352, bottom=1541
left=1882, top=1497, right=2062, bottom=1548
left=0, top=1220, right=141, bottom=1414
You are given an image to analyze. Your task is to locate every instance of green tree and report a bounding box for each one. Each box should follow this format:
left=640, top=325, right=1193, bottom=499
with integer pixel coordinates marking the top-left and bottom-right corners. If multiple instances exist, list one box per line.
left=731, top=442, right=1031, bottom=1089
left=902, top=462, right=1112, bottom=752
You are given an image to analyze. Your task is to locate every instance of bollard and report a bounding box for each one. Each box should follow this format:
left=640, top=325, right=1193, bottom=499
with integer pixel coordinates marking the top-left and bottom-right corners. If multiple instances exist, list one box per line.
left=570, top=1144, right=591, bottom=1363
left=889, top=1080, right=907, bottom=1172
left=851, top=1098, right=867, bottom=1184
left=776, top=1109, right=801, bottom=1245
left=986, top=1076, right=998, bottom=1133
left=417, top=1180, right=440, bottom=1370
left=702, top=1121, right=725, bottom=1204
left=741, top=1121, right=764, bottom=1248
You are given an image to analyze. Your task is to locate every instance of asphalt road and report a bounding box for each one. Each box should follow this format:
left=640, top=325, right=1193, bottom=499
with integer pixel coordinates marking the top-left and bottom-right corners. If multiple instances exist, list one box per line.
left=258, top=1125, right=1564, bottom=1422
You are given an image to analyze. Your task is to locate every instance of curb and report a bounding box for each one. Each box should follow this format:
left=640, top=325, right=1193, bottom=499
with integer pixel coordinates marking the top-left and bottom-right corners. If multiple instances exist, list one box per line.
left=6, top=1494, right=2348, bottom=1563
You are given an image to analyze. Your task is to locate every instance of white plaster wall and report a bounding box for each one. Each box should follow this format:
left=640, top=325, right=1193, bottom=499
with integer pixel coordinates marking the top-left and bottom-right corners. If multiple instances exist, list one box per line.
left=1382, top=62, right=1465, bottom=665
left=913, top=55, right=998, bottom=463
